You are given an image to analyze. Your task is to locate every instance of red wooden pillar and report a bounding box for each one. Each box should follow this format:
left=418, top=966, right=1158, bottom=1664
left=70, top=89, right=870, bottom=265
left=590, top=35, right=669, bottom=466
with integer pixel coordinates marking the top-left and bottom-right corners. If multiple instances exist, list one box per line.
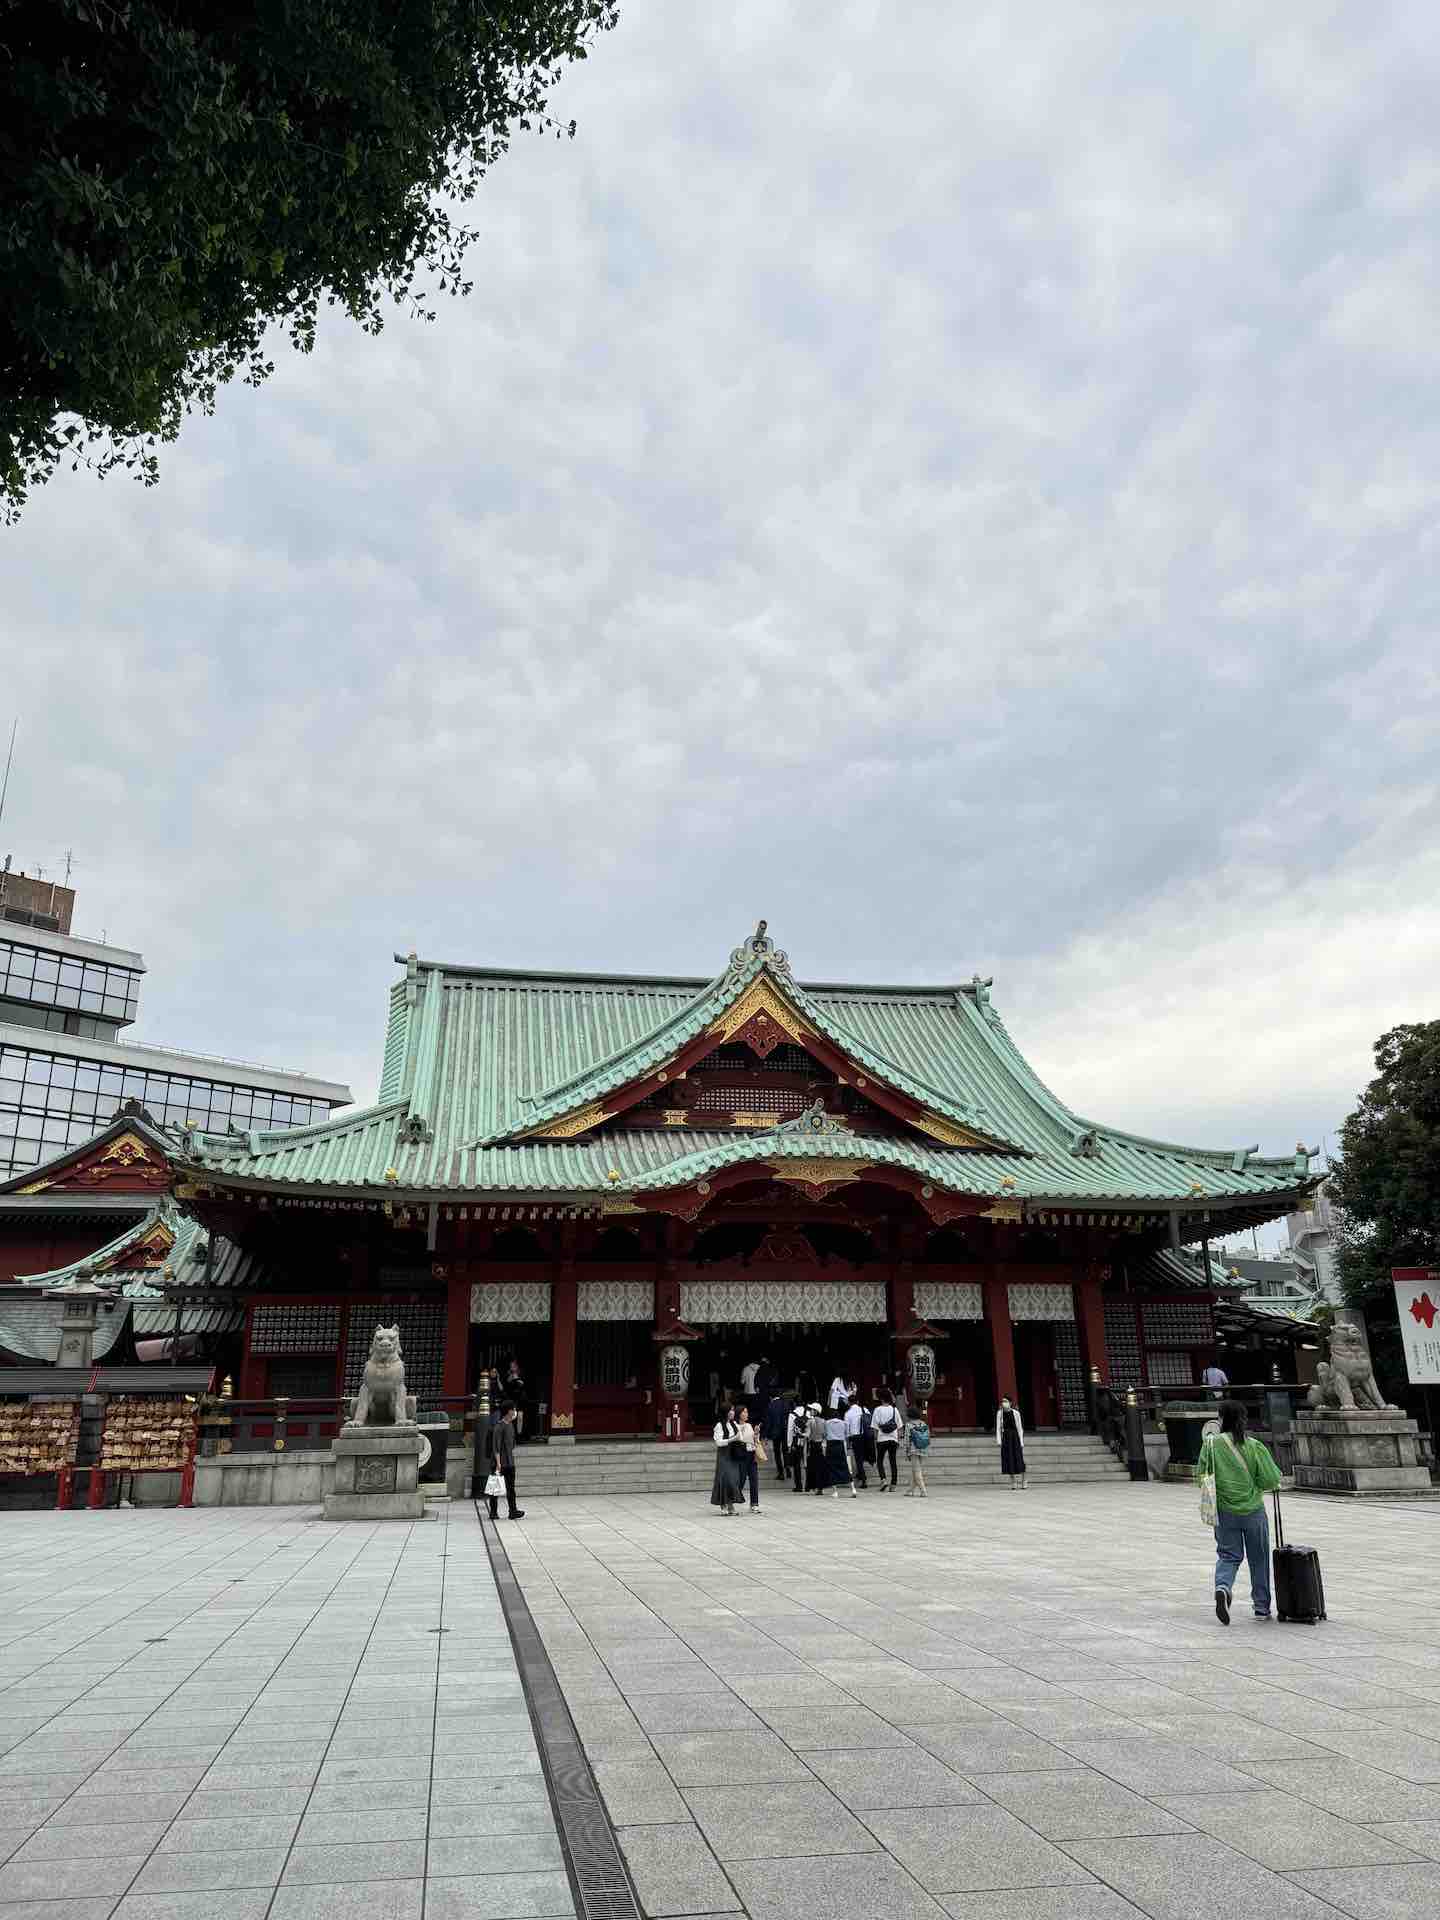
left=238, top=1304, right=265, bottom=1399
left=550, top=1273, right=577, bottom=1440
left=984, top=1268, right=1018, bottom=1405
left=443, top=1270, right=471, bottom=1399
left=1077, top=1261, right=1109, bottom=1385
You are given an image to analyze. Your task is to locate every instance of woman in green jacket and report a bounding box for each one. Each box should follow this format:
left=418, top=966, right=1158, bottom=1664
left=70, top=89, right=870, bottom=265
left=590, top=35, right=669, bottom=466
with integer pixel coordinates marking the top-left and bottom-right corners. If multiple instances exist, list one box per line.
left=1197, top=1399, right=1283, bottom=1624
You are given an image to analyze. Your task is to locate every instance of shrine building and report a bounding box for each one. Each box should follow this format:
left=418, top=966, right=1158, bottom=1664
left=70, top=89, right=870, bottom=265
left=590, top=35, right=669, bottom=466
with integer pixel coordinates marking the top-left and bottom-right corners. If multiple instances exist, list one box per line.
left=102, top=922, right=1320, bottom=1437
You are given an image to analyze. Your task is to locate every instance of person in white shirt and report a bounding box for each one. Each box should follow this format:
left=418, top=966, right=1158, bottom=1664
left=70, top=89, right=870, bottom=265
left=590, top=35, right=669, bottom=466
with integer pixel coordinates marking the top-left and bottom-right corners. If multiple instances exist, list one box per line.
left=1202, top=1362, right=1229, bottom=1399
left=735, top=1402, right=761, bottom=1514
left=709, top=1406, right=744, bottom=1516
left=842, top=1397, right=868, bottom=1489
left=828, top=1373, right=856, bottom=1412
left=871, top=1387, right=902, bottom=1491
left=823, top=1411, right=856, bottom=1498
left=740, top=1358, right=760, bottom=1398
left=996, top=1397, right=1026, bottom=1488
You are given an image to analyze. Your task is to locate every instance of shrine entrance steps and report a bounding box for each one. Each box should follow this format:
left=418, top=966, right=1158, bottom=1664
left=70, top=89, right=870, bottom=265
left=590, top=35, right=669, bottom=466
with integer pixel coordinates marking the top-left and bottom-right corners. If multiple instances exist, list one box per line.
left=501, top=1432, right=1127, bottom=1499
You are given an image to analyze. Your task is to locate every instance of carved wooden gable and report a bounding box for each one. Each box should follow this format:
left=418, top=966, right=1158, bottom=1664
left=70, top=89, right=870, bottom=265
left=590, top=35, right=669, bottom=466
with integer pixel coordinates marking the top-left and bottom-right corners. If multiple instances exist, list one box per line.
left=17, top=1130, right=172, bottom=1195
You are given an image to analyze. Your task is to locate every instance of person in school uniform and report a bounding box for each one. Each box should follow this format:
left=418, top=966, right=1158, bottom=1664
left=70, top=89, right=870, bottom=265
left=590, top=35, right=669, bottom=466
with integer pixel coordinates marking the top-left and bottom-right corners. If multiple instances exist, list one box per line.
left=787, top=1400, right=811, bottom=1492
left=825, top=1408, right=857, bottom=1499
left=843, top=1395, right=868, bottom=1488
left=710, top=1406, right=744, bottom=1516
left=996, top=1396, right=1027, bottom=1488
left=806, top=1404, right=827, bottom=1494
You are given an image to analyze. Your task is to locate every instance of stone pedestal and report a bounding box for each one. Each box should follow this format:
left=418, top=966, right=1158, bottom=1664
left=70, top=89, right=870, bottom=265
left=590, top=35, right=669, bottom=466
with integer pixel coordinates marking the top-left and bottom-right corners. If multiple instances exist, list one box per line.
left=1293, top=1411, right=1435, bottom=1497
left=323, top=1426, right=425, bottom=1520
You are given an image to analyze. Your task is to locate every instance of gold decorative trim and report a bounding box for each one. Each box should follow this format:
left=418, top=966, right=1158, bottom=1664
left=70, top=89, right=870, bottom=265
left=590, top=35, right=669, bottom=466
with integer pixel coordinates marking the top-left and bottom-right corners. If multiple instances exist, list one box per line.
left=769, top=1158, right=860, bottom=1189
left=101, top=1133, right=154, bottom=1167
left=600, top=1195, right=645, bottom=1216
left=16, top=1177, right=53, bottom=1194
left=914, top=1112, right=993, bottom=1148
left=550, top=1411, right=574, bottom=1431
left=710, top=975, right=811, bottom=1047
left=662, top=1111, right=689, bottom=1127
left=981, top=1199, right=1023, bottom=1223
left=534, top=1101, right=609, bottom=1139
left=730, top=1113, right=776, bottom=1128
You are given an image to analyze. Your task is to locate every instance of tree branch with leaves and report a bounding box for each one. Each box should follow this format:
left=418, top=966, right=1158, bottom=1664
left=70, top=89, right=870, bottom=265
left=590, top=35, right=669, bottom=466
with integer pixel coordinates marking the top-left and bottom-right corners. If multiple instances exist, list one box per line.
left=1330, top=1021, right=1440, bottom=1399
left=0, top=0, right=618, bottom=520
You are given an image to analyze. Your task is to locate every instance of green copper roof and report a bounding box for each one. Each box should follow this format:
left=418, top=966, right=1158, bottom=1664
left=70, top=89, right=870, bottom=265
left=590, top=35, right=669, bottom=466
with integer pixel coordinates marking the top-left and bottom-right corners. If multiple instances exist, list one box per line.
left=170, top=927, right=1316, bottom=1218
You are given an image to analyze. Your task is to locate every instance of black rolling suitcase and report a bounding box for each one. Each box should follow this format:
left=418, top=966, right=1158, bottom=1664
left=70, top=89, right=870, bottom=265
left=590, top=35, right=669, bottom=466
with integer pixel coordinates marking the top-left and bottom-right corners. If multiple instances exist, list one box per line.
left=1272, top=1487, right=1326, bottom=1624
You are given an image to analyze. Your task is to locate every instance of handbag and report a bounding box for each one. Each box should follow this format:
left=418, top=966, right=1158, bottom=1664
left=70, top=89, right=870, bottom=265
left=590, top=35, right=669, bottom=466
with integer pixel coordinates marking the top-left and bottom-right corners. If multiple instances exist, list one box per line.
left=483, top=1468, right=505, bottom=1498
left=1197, top=1439, right=1217, bottom=1527
left=754, top=1435, right=767, bottom=1465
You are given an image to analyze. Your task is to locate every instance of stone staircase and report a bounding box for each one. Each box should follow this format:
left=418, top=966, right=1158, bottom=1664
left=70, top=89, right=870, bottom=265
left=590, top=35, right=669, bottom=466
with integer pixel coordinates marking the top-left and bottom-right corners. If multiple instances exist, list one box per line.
left=490, top=1432, right=1128, bottom=1499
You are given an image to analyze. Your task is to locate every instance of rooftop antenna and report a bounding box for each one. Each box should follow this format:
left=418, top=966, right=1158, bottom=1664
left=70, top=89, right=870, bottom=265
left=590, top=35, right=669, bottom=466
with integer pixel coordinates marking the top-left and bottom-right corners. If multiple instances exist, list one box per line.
left=0, top=717, right=16, bottom=831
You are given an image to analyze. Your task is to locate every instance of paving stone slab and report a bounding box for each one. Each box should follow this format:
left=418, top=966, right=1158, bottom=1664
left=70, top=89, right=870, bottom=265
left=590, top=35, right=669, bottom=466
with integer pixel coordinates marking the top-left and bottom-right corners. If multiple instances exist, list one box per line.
left=421, top=1872, right=575, bottom=1919
left=0, top=1853, right=149, bottom=1901
left=130, top=1848, right=288, bottom=1894
left=267, top=1882, right=423, bottom=1920
left=978, top=1769, right=1189, bottom=1840
left=682, top=1780, right=881, bottom=1859
left=862, top=1804, right=1096, bottom=1893
left=616, top=1821, right=739, bottom=1915
left=940, top=1891, right=1151, bottom=1920
left=1367, top=1822, right=1440, bottom=1863
left=1288, top=1863, right=1440, bottom=1920
left=1063, top=1833, right=1349, bottom=1920
left=1151, top=1789, right=1426, bottom=1870
left=1241, top=1759, right=1440, bottom=1821
left=112, top=1894, right=275, bottom=1920
left=904, top=1725, right=1084, bottom=1774
left=725, top=1849, right=949, bottom=1920
left=651, top=1732, right=811, bottom=1788
left=799, top=1747, right=986, bottom=1810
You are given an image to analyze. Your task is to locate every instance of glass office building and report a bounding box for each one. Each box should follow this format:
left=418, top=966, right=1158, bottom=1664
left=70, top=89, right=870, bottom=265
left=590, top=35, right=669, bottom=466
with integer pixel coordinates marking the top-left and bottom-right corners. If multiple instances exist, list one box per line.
left=0, top=921, right=349, bottom=1179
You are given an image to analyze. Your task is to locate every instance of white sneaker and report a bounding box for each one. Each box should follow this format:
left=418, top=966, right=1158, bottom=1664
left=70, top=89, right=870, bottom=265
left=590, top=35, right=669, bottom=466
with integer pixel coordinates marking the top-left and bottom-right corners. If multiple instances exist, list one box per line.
left=831, top=1490, right=839, bottom=1499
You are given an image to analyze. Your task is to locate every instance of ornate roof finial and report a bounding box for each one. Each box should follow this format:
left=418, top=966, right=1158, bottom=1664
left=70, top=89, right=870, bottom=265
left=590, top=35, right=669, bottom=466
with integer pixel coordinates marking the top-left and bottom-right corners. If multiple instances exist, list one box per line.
left=967, top=973, right=994, bottom=1013
left=727, top=919, right=791, bottom=983
left=774, top=1098, right=851, bottom=1138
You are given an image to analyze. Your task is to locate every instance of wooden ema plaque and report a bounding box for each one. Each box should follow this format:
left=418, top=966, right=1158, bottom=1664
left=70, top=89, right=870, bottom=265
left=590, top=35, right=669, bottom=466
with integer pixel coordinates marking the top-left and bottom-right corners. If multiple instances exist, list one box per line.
left=99, top=1397, right=198, bottom=1472
left=0, top=1401, right=81, bottom=1474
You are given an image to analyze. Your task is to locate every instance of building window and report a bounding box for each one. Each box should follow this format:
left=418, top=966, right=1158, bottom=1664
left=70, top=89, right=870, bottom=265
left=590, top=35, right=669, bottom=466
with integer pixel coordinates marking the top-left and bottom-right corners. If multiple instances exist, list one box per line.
left=0, top=1040, right=336, bottom=1178
left=0, top=938, right=141, bottom=1025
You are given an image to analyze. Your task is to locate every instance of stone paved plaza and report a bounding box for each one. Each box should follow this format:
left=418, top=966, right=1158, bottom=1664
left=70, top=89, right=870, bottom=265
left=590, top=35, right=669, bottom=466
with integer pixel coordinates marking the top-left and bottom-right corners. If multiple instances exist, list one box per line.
left=5, top=1485, right=1440, bottom=1920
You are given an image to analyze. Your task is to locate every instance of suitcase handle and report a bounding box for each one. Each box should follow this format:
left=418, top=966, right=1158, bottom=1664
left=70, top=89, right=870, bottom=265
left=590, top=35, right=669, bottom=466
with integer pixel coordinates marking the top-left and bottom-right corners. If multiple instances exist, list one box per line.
left=1272, top=1486, right=1284, bottom=1550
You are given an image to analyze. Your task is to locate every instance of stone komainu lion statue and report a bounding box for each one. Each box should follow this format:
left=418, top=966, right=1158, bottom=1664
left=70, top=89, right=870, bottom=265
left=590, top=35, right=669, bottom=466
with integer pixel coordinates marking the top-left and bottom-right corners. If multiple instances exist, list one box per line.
left=1307, top=1319, right=1396, bottom=1413
left=349, top=1324, right=417, bottom=1427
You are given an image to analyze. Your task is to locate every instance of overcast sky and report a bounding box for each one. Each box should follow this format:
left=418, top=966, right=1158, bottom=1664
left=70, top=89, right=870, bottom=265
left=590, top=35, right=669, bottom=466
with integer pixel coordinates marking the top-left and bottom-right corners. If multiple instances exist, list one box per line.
left=5, top=2, right=1437, bottom=1195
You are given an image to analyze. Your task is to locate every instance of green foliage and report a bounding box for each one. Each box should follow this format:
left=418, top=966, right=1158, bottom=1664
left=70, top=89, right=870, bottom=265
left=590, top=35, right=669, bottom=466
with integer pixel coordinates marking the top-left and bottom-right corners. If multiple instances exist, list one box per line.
left=1331, top=1021, right=1440, bottom=1396
left=0, top=0, right=618, bottom=519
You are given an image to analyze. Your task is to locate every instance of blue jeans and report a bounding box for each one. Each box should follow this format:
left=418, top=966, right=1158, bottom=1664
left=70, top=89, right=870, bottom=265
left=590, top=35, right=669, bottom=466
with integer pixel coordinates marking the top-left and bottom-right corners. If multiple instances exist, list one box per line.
left=1214, top=1506, right=1271, bottom=1615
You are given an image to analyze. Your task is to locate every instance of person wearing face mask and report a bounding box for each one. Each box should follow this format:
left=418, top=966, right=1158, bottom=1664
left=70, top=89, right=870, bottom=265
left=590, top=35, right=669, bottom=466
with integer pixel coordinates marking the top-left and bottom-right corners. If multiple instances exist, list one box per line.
left=996, top=1396, right=1026, bottom=1488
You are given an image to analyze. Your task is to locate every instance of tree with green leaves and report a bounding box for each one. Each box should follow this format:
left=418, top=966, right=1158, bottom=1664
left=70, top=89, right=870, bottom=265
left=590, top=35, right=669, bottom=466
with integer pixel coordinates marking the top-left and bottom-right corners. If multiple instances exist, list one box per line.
left=0, top=0, right=618, bottom=521
left=1330, top=1021, right=1440, bottom=1399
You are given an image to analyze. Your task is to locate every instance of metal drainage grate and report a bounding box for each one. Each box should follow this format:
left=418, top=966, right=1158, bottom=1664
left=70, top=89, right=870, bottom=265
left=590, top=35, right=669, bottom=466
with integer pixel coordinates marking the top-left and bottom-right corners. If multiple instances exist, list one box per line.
left=477, top=1503, right=640, bottom=1920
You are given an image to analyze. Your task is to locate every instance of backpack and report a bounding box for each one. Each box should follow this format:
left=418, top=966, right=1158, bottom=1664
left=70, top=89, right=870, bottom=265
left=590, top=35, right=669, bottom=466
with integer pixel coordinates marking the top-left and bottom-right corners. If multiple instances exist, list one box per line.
left=908, top=1420, right=931, bottom=1453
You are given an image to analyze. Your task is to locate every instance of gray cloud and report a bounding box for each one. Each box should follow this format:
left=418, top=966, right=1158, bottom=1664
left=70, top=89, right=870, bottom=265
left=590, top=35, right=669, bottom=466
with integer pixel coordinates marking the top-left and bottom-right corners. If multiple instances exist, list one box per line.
left=5, top=1, right=1438, bottom=1179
